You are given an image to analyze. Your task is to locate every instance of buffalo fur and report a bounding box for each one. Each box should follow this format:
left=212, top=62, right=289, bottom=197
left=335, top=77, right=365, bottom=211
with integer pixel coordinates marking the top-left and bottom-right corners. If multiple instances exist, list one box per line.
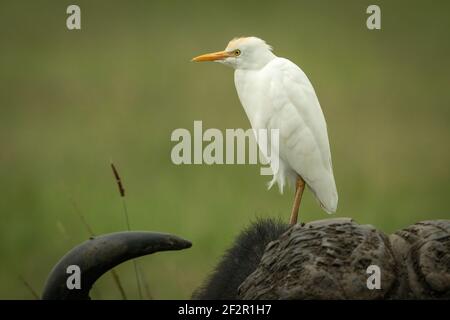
left=192, top=218, right=289, bottom=299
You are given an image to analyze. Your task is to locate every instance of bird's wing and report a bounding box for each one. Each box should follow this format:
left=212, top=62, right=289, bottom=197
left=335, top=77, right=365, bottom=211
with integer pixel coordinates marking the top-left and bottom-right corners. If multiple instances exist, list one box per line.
left=266, top=58, right=338, bottom=213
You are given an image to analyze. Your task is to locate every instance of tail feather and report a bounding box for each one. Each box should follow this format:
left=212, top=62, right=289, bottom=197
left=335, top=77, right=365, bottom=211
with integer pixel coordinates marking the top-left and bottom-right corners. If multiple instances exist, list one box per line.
left=309, top=174, right=338, bottom=214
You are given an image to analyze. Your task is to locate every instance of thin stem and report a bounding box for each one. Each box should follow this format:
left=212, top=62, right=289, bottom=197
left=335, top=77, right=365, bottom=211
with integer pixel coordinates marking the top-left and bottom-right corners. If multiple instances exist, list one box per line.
left=67, top=188, right=127, bottom=300
left=122, top=198, right=143, bottom=300
left=19, top=276, right=39, bottom=300
left=69, top=196, right=95, bottom=237
left=110, top=269, right=127, bottom=300
left=122, top=198, right=131, bottom=231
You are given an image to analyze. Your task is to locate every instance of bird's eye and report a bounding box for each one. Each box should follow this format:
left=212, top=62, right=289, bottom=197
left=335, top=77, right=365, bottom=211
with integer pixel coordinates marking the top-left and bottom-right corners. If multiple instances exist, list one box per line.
left=234, top=49, right=241, bottom=56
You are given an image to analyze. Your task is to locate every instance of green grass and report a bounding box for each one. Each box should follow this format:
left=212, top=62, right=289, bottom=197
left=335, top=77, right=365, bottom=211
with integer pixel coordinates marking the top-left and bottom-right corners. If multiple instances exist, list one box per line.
left=0, top=0, right=449, bottom=299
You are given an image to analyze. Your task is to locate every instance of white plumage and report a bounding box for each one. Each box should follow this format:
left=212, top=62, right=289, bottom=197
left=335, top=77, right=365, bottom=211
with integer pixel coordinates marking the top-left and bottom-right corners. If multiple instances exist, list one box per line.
left=193, top=36, right=338, bottom=216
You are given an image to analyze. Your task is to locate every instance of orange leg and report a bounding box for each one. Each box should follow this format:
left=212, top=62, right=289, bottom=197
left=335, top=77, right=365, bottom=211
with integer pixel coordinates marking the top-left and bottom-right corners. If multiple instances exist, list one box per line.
left=289, top=176, right=305, bottom=225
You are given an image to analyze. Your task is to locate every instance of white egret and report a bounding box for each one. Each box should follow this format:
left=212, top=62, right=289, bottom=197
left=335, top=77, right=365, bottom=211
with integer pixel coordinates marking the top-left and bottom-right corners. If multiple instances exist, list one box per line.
left=192, top=37, right=338, bottom=224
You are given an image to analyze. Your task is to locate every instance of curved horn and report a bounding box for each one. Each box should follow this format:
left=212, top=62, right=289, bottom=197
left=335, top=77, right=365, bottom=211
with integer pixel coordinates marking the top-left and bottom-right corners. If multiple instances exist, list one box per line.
left=42, top=231, right=192, bottom=300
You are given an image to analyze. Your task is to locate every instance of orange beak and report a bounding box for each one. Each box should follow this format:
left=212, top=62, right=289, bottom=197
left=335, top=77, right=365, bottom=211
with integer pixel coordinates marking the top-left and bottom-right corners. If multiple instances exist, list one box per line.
left=191, top=50, right=231, bottom=62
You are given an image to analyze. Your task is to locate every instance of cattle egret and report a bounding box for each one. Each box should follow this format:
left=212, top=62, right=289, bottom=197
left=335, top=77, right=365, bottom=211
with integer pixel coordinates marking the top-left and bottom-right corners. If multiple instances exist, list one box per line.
left=192, top=37, right=338, bottom=224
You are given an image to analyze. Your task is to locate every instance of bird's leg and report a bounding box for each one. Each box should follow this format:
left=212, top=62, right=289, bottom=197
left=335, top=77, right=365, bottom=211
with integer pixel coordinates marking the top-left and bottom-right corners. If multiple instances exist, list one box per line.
left=289, top=176, right=305, bottom=225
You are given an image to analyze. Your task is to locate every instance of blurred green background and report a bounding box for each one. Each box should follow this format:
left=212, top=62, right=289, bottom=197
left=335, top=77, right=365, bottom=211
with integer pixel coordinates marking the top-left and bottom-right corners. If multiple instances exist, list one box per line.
left=0, top=0, right=449, bottom=299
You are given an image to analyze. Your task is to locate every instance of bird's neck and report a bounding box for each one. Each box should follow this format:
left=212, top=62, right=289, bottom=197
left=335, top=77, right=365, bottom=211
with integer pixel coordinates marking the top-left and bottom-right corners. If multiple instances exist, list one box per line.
left=239, top=51, right=277, bottom=70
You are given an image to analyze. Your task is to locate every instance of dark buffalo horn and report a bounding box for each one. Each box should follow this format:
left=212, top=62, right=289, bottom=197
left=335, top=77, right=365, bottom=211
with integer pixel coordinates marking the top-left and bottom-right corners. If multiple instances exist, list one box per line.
left=42, top=231, right=192, bottom=300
